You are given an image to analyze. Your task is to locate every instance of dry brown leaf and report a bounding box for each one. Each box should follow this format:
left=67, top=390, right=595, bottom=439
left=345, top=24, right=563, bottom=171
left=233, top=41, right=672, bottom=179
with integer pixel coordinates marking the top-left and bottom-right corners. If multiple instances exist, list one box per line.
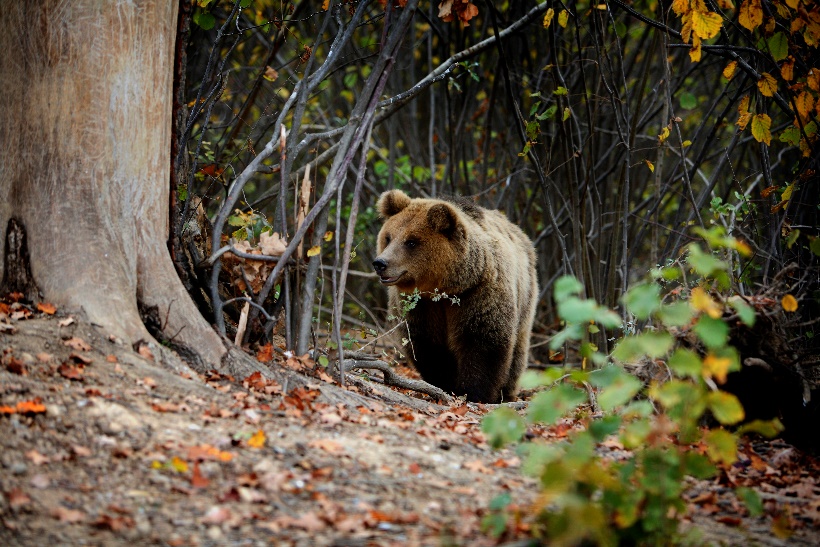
left=52, top=507, right=86, bottom=523
left=308, top=438, right=344, bottom=454
left=63, top=337, right=91, bottom=352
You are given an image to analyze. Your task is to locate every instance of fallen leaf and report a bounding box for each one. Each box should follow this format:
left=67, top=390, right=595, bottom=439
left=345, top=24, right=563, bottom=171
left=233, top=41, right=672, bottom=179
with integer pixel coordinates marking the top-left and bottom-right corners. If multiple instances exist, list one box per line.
left=36, top=302, right=57, bottom=315
left=248, top=429, right=266, bottom=449
left=191, top=462, right=210, bottom=488
left=7, top=488, right=32, bottom=509
left=202, top=506, right=232, bottom=524
left=63, top=337, right=91, bottom=352
left=58, top=317, right=75, bottom=327
left=52, top=507, right=86, bottom=523
left=57, top=362, right=84, bottom=380
left=26, top=449, right=51, bottom=465
left=308, top=438, right=344, bottom=454
left=92, top=514, right=135, bottom=531
left=463, top=460, right=493, bottom=474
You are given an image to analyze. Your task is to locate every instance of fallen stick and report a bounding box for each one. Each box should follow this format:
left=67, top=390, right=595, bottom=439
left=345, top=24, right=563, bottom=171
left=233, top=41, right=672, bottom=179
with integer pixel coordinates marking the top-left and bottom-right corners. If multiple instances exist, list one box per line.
left=340, top=354, right=452, bottom=402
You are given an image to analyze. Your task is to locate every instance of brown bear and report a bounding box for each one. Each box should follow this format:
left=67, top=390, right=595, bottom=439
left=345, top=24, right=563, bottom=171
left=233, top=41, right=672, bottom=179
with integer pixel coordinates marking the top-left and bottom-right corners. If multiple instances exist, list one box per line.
left=372, top=189, right=538, bottom=403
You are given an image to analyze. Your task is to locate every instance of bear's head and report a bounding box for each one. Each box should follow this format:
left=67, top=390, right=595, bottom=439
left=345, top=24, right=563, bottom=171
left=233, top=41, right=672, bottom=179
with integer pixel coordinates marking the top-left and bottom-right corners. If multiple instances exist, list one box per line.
left=372, top=190, right=466, bottom=294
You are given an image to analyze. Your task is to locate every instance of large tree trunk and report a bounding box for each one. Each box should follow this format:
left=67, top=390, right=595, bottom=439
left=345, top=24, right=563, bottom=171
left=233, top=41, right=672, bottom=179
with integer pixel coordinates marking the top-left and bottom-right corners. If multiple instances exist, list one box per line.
left=0, top=1, right=226, bottom=368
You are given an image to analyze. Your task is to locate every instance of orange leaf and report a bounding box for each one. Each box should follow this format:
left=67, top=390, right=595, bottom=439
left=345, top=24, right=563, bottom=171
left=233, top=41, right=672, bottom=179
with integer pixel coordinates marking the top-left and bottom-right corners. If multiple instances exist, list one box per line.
left=736, top=95, right=751, bottom=130
left=689, top=35, right=703, bottom=63
left=795, top=91, right=815, bottom=120
left=36, top=302, right=57, bottom=315
left=756, top=73, right=777, bottom=97
left=16, top=400, right=46, bottom=414
left=760, top=185, right=778, bottom=198
left=751, top=113, right=772, bottom=145
left=248, top=429, right=266, bottom=448
left=780, top=56, right=795, bottom=81
left=807, top=68, right=820, bottom=92
left=781, top=294, right=798, bottom=312
left=191, top=462, right=210, bottom=488
left=256, top=344, right=274, bottom=363
left=703, top=353, right=733, bottom=384
left=738, top=0, right=763, bottom=31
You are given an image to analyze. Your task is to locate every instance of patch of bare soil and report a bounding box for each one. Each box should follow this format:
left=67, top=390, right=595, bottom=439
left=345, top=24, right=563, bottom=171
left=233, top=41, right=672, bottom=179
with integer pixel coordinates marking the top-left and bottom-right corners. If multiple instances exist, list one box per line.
left=1, top=312, right=818, bottom=546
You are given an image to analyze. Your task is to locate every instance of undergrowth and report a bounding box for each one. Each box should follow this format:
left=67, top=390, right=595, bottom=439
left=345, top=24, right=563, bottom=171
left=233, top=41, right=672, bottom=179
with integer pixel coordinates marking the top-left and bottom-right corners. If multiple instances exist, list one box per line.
left=481, top=228, right=783, bottom=545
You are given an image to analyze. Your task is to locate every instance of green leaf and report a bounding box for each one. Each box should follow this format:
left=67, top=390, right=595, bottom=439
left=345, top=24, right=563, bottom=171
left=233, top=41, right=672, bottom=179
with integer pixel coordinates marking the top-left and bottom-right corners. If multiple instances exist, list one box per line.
left=810, top=236, right=820, bottom=257
left=767, top=32, right=788, bottom=62
left=536, top=104, right=557, bottom=121
left=693, top=315, right=729, bottom=349
left=554, top=276, right=584, bottom=301
left=612, top=331, right=674, bottom=362
left=737, top=418, right=784, bottom=438
left=177, top=184, right=189, bottom=202
left=528, top=384, right=587, bottom=425
left=620, top=418, right=651, bottom=448
left=687, top=244, right=726, bottom=276
left=728, top=296, right=756, bottom=327
left=679, top=91, right=697, bottom=110
left=553, top=86, right=568, bottom=96
left=668, top=348, right=702, bottom=379
left=736, top=487, right=764, bottom=517
left=707, top=391, right=745, bottom=425
left=549, top=323, right=584, bottom=350
left=481, top=512, right=508, bottom=538
left=657, top=302, right=694, bottom=327
left=589, top=366, right=642, bottom=411
left=228, top=215, right=246, bottom=227
left=682, top=451, right=716, bottom=479
left=481, top=407, right=526, bottom=449
left=589, top=415, right=622, bottom=441
left=557, top=297, right=598, bottom=323
left=779, top=125, right=800, bottom=146
left=193, top=9, right=216, bottom=30
left=651, top=380, right=706, bottom=422
left=489, top=492, right=512, bottom=511
left=623, top=283, right=661, bottom=320
left=703, top=429, right=737, bottom=465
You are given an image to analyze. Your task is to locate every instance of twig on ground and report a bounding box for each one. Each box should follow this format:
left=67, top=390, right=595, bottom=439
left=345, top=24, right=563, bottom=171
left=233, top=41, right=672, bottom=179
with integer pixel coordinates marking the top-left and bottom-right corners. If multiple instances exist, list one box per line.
left=340, top=353, right=452, bottom=402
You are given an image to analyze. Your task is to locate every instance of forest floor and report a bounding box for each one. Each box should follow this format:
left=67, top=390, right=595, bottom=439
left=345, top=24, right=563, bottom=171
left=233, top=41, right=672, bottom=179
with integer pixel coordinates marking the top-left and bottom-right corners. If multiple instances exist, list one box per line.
left=1, top=308, right=819, bottom=546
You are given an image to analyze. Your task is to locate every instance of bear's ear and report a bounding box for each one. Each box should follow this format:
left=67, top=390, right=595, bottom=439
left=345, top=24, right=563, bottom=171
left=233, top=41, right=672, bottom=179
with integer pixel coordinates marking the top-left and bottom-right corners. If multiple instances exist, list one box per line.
left=427, top=203, right=459, bottom=237
left=377, top=190, right=411, bottom=218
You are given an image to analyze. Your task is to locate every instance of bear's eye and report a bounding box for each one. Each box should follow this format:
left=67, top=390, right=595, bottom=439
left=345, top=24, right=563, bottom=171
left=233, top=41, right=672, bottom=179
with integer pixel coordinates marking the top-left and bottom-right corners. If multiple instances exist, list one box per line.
left=404, top=239, right=418, bottom=249
left=385, top=235, right=391, bottom=245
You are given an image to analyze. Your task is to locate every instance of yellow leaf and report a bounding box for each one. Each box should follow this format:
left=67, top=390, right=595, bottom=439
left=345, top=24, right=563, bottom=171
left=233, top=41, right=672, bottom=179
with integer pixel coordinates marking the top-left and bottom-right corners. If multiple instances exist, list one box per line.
left=644, top=159, right=655, bottom=172
left=171, top=456, right=188, bottom=473
left=780, top=56, right=794, bottom=81
left=691, top=10, right=723, bottom=39
left=658, top=126, right=671, bottom=143
left=737, top=95, right=752, bottom=130
left=781, top=182, right=795, bottom=202
left=738, top=0, right=763, bottom=31
left=322, top=0, right=330, bottom=10
left=558, top=9, right=568, bottom=28
left=691, top=287, right=723, bottom=319
left=306, top=245, right=321, bottom=257
left=756, top=73, right=777, bottom=97
left=248, top=429, right=266, bottom=448
left=543, top=7, right=554, bottom=28
left=703, top=353, right=733, bottom=384
left=795, top=91, right=815, bottom=120
left=781, top=294, right=798, bottom=312
left=689, top=35, right=703, bottom=62
left=723, top=61, right=737, bottom=80
left=807, top=68, right=820, bottom=92
left=682, top=139, right=692, bottom=147
left=784, top=0, right=798, bottom=8
left=671, top=0, right=690, bottom=16
left=751, top=113, right=772, bottom=145
left=323, top=231, right=333, bottom=242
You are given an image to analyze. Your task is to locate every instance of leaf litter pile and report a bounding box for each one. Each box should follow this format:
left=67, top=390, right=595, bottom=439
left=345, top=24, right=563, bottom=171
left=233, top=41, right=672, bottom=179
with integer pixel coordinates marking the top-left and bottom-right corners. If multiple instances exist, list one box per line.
left=1, top=302, right=819, bottom=545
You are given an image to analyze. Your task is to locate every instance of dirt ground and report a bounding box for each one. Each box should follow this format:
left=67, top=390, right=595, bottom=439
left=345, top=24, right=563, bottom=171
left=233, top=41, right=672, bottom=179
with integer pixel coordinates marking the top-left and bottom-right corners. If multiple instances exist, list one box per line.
left=1, top=310, right=819, bottom=546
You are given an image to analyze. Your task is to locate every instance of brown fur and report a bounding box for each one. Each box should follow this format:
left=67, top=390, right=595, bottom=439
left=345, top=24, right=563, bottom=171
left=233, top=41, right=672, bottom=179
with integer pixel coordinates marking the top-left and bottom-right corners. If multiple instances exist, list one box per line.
left=372, top=190, right=538, bottom=403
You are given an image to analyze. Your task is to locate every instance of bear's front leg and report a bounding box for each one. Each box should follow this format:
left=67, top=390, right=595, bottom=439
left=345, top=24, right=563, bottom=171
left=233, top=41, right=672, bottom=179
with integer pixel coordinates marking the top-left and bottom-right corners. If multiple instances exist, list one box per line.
left=451, top=306, right=515, bottom=403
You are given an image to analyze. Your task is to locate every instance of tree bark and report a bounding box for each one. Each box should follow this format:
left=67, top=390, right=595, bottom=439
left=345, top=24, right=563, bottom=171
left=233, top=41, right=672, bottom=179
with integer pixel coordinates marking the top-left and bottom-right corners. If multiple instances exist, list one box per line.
left=0, top=1, right=226, bottom=368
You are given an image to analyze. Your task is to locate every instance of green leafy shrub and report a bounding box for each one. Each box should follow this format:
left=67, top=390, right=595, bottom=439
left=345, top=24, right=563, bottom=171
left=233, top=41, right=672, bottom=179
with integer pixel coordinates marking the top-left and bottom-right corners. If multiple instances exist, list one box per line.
left=482, top=229, right=782, bottom=545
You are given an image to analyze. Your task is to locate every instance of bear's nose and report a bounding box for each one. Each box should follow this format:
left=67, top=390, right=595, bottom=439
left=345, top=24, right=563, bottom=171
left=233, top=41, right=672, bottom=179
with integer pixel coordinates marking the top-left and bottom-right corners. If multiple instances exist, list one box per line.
left=372, top=258, right=387, bottom=274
